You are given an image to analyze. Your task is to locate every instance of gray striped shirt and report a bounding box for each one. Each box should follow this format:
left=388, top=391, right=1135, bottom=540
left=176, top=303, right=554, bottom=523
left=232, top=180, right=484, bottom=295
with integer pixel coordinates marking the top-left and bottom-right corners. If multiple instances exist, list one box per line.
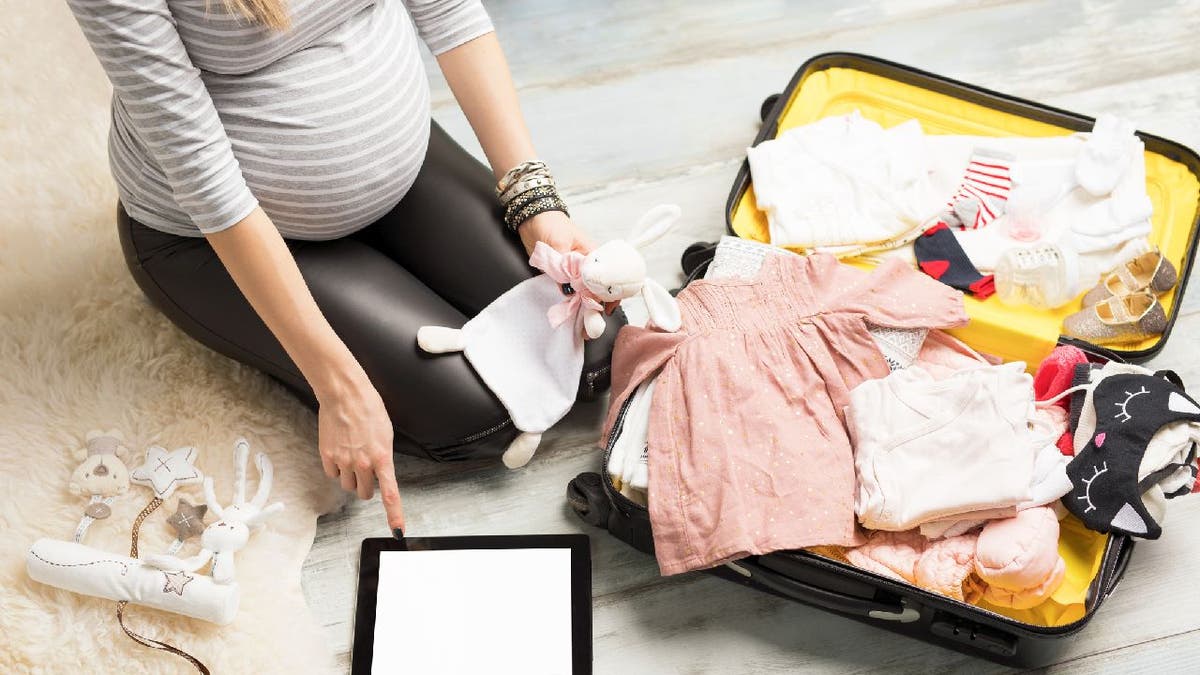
left=67, top=0, right=493, bottom=240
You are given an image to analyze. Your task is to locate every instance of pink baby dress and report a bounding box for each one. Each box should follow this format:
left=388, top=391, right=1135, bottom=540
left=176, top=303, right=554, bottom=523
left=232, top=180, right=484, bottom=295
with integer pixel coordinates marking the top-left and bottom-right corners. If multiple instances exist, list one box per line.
left=600, top=253, right=969, bottom=575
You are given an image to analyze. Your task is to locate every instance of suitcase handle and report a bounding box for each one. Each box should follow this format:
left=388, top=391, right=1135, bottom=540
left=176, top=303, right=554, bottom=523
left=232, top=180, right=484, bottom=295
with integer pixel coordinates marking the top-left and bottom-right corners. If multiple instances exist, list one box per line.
left=727, top=559, right=918, bottom=623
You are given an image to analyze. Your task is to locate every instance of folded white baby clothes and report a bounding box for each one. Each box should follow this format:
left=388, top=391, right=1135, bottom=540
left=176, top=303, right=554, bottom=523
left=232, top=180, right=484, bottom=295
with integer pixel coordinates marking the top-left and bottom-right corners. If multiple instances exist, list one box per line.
left=746, top=111, right=944, bottom=248
left=607, top=374, right=657, bottom=495
left=849, top=362, right=1040, bottom=531
left=917, top=438, right=1071, bottom=539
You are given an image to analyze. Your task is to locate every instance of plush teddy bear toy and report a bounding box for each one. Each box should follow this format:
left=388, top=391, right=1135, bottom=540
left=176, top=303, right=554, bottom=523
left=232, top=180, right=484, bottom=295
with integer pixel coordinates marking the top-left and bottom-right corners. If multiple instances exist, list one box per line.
left=68, top=430, right=131, bottom=541
left=418, top=204, right=684, bottom=469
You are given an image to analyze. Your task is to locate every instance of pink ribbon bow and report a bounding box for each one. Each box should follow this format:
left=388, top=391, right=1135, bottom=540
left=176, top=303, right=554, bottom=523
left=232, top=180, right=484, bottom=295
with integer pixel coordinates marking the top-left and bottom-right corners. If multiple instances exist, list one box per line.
left=529, top=241, right=604, bottom=329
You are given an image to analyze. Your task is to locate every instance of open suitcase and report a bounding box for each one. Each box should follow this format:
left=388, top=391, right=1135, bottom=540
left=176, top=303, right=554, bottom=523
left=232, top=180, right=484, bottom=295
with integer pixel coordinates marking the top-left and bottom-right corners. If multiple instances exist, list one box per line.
left=566, top=53, right=1200, bottom=667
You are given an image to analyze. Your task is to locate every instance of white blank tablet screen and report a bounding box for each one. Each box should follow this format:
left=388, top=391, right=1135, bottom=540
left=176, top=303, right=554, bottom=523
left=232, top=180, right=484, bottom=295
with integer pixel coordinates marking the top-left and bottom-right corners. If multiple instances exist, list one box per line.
left=371, top=548, right=573, bottom=674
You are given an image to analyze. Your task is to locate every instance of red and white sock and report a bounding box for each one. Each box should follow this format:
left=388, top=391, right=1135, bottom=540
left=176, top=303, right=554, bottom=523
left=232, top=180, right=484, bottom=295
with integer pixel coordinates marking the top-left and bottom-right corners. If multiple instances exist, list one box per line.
left=942, top=150, right=1013, bottom=230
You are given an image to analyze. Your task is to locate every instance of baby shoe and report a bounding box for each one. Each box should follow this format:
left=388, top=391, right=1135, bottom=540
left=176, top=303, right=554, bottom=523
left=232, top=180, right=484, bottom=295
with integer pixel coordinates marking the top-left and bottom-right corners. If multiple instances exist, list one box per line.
left=1063, top=290, right=1166, bottom=344
left=1082, top=247, right=1178, bottom=307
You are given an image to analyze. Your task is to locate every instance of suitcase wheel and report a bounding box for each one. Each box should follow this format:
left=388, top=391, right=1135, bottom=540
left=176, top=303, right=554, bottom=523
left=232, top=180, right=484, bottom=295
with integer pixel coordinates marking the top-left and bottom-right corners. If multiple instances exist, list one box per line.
left=760, top=93, right=781, bottom=123
left=567, top=472, right=611, bottom=528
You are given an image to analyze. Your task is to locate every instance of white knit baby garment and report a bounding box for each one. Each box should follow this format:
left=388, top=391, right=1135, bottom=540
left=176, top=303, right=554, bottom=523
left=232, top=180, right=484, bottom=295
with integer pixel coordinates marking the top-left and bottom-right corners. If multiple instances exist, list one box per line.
left=746, top=111, right=943, bottom=249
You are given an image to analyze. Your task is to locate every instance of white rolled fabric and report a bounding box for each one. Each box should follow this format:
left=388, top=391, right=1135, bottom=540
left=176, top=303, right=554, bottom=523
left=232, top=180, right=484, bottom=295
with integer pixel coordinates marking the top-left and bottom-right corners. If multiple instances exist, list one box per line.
left=26, top=538, right=239, bottom=625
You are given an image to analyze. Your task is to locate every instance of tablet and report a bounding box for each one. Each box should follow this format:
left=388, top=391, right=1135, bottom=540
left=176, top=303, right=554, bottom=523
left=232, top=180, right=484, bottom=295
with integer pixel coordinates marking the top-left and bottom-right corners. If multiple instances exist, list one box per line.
left=351, top=534, right=592, bottom=675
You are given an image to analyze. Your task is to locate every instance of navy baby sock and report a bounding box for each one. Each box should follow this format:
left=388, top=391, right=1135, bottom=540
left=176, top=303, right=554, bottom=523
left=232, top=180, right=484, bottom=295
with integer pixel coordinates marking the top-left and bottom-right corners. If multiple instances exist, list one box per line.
left=913, top=221, right=995, bottom=299
left=1065, top=371, right=1200, bottom=538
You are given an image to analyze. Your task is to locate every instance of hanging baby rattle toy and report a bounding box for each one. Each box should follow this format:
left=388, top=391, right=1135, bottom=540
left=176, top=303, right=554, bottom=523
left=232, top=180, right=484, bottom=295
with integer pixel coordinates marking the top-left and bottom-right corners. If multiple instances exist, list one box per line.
left=68, top=430, right=132, bottom=543
left=417, top=204, right=684, bottom=468
left=143, top=438, right=284, bottom=584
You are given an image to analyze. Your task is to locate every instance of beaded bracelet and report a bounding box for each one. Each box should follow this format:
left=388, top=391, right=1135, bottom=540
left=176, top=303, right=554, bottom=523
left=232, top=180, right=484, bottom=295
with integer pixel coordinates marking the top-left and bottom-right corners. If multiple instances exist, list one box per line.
left=506, top=196, right=569, bottom=231
left=497, top=160, right=570, bottom=232
left=503, top=185, right=560, bottom=221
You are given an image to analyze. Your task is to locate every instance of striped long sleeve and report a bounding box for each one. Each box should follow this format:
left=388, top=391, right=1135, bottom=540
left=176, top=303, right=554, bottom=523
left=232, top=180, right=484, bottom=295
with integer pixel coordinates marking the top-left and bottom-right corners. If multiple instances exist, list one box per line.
left=67, top=0, right=257, bottom=234
left=403, top=0, right=493, bottom=55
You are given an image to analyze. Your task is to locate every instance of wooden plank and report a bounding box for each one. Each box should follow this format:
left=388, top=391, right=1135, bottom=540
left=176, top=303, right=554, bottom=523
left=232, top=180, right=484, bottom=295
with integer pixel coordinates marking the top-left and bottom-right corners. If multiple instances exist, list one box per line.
left=429, top=0, right=1200, bottom=193
left=1038, top=628, right=1200, bottom=673
left=424, top=0, right=1026, bottom=104
left=427, top=0, right=1200, bottom=108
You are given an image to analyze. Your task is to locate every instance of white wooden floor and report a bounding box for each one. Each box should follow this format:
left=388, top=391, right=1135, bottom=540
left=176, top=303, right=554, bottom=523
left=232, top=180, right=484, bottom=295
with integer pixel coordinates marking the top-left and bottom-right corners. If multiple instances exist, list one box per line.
left=301, top=1, right=1200, bottom=672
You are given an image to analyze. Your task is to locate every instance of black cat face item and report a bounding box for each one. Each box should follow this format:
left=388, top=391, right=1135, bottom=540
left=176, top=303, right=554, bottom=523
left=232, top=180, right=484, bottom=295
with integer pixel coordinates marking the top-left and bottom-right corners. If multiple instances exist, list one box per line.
left=1065, top=371, right=1200, bottom=539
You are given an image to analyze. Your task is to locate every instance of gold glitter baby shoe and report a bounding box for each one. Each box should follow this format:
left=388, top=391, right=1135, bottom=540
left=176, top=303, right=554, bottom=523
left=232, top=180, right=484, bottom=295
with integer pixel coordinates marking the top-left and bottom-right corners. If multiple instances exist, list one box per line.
left=1064, top=290, right=1167, bottom=344
left=1081, top=247, right=1178, bottom=308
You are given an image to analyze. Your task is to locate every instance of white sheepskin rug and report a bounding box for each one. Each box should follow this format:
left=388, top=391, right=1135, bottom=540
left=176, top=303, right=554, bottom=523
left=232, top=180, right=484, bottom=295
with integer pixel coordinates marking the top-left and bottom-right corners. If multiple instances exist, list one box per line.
left=0, top=3, right=344, bottom=672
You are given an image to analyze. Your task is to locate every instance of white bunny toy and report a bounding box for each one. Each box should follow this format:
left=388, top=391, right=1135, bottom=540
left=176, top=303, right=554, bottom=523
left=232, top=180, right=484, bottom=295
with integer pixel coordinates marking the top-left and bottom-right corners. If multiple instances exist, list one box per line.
left=418, top=204, right=683, bottom=469
left=143, top=438, right=284, bottom=585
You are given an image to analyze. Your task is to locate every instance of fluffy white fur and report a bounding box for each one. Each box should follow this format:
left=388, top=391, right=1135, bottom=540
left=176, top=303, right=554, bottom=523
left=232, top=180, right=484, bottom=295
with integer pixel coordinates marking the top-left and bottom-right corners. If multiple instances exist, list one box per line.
left=0, top=3, right=343, bottom=672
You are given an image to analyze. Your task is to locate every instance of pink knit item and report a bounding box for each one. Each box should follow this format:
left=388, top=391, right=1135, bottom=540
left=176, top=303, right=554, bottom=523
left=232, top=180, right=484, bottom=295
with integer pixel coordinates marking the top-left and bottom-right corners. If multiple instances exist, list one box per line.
left=601, top=253, right=969, bottom=575
left=1033, top=345, right=1090, bottom=409
left=1032, top=345, right=1090, bottom=456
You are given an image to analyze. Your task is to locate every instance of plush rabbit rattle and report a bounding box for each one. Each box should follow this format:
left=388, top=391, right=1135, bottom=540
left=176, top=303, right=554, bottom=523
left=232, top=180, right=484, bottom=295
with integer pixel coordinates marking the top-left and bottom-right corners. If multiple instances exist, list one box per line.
left=143, top=438, right=284, bottom=584
left=418, top=204, right=684, bottom=468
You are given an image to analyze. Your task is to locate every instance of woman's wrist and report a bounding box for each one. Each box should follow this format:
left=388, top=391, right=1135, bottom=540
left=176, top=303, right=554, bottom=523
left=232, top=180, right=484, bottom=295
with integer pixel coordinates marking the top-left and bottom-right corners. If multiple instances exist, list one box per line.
left=496, top=160, right=568, bottom=232
left=297, top=336, right=370, bottom=404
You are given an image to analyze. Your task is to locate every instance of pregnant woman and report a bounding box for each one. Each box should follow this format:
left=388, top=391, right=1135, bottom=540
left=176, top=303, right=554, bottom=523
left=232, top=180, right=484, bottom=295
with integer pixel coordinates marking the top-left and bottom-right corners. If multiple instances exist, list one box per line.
left=66, top=0, right=622, bottom=531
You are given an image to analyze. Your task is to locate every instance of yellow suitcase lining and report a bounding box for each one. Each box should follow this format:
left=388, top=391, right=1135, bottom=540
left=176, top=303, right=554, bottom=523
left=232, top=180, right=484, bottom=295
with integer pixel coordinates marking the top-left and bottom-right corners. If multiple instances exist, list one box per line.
left=729, top=65, right=1200, bottom=366
left=724, top=54, right=1200, bottom=629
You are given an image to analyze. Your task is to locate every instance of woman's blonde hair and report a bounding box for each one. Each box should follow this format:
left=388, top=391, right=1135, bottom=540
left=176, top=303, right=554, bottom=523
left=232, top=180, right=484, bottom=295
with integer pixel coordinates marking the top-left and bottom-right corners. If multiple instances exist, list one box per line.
left=220, top=0, right=290, bottom=30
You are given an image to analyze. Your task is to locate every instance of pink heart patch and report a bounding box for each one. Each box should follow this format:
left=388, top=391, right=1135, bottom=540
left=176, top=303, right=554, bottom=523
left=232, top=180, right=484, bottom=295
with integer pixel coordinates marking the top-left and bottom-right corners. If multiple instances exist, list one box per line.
left=1095, top=432, right=1106, bottom=447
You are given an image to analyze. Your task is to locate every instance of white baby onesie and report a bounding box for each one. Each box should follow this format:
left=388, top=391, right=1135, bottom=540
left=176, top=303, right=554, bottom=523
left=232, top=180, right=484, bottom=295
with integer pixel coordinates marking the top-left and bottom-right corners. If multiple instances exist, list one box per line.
left=747, top=111, right=943, bottom=248
left=849, top=362, right=1039, bottom=531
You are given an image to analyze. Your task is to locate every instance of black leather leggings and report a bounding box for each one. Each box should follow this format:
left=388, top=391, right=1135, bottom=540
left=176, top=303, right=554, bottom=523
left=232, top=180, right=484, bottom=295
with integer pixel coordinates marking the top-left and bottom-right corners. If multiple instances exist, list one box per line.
left=118, top=122, right=623, bottom=462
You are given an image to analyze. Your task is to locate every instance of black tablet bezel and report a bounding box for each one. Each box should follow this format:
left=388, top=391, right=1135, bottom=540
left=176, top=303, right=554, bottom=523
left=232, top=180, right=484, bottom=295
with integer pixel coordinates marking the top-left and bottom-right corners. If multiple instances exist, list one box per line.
left=351, top=534, right=592, bottom=675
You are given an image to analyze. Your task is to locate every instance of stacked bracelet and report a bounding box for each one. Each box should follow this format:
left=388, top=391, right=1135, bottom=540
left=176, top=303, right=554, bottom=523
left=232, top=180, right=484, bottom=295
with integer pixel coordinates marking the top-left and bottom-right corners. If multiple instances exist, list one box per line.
left=497, top=160, right=569, bottom=232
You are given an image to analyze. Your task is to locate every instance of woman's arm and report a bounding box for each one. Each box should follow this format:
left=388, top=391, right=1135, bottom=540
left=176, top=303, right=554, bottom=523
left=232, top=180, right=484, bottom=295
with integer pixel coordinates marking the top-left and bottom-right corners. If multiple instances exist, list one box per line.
left=67, top=2, right=404, bottom=528
left=65, top=0, right=255, bottom=233
left=436, top=33, right=595, bottom=255
left=207, top=209, right=405, bottom=530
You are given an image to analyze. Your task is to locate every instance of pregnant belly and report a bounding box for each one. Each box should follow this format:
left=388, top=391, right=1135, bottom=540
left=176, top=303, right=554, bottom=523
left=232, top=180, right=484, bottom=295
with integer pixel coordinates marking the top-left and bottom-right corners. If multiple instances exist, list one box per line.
left=203, top=9, right=432, bottom=239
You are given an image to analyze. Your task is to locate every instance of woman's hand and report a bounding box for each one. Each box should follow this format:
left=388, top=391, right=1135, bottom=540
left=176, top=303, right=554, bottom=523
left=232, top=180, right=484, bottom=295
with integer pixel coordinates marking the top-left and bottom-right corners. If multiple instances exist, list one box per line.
left=518, top=211, right=619, bottom=316
left=313, top=364, right=405, bottom=531
left=519, top=210, right=626, bottom=318
left=517, top=210, right=594, bottom=256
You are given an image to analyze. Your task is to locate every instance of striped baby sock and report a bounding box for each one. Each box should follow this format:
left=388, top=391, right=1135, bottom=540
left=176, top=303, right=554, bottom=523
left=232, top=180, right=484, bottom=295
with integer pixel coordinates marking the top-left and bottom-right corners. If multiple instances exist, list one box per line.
left=941, top=150, right=1014, bottom=230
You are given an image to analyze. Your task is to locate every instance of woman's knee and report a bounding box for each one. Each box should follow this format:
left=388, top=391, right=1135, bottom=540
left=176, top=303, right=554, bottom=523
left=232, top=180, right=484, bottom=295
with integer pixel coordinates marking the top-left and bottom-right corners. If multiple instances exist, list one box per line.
left=378, top=359, right=520, bottom=462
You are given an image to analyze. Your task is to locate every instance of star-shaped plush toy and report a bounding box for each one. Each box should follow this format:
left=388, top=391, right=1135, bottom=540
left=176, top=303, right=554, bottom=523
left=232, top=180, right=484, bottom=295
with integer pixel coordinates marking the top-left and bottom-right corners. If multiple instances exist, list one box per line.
left=166, top=500, right=208, bottom=541
left=160, top=570, right=194, bottom=596
left=130, top=446, right=204, bottom=500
